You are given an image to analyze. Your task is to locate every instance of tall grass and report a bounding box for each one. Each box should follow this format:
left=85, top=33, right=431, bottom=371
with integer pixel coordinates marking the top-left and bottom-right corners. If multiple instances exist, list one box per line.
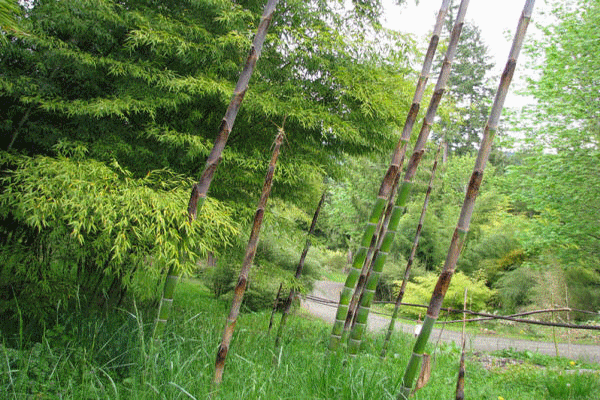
left=1, top=280, right=598, bottom=399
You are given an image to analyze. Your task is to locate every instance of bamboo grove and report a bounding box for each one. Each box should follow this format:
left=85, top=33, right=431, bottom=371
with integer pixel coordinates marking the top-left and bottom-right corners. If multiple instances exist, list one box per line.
left=0, top=0, right=556, bottom=396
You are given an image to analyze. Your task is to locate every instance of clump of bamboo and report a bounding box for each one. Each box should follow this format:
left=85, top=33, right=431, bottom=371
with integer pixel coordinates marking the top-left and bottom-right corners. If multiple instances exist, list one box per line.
left=153, top=0, right=280, bottom=339
left=455, top=288, right=468, bottom=400
left=347, top=0, right=470, bottom=355
left=275, top=191, right=326, bottom=348
left=329, top=0, right=451, bottom=350
left=398, top=1, right=535, bottom=398
left=214, top=129, right=285, bottom=385
left=380, top=144, right=442, bottom=359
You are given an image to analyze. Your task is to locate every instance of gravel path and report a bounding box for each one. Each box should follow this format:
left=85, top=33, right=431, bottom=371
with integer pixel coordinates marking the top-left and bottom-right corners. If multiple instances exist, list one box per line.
left=302, top=281, right=600, bottom=364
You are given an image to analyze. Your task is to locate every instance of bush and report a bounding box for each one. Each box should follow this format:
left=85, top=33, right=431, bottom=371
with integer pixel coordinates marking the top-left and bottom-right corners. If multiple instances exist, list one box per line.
left=493, top=266, right=538, bottom=313
left=393, top=272, right=495, bottom=318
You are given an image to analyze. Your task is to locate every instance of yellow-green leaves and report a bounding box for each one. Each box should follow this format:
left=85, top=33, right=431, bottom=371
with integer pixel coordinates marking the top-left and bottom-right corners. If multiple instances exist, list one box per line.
left=0, top=151, right=239, bottom=285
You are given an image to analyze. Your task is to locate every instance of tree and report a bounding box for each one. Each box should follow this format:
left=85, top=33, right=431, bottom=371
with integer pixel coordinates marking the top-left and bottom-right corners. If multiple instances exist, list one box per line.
left=434, top=3, right=495, bottom=156
left=505, top=0, right=600, bottom=311
left=0, top=0, right=416, bottom=324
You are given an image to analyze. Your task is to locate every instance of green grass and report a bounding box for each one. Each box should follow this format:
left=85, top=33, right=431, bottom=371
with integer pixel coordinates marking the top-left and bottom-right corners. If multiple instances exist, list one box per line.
left=1, top=279, right=599, bottom=399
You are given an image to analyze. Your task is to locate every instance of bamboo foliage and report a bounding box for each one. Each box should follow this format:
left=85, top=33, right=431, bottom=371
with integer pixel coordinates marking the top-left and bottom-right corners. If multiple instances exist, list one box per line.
left=153, top=0, right=280, bottom=338
left=347, top=0, right=470, bottom=355
left=380, top=144, right=442, bottom=359
left=275, top=191, right=327, bottom=348
left=214, top=130, right=285, bottom=385
left=398, top=1, right=535, bottom=398
left=329, top=0, right=451, bottom=350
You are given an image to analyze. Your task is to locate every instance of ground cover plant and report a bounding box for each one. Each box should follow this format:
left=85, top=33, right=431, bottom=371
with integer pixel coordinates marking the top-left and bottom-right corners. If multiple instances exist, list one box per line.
left=2, top=279, right=599, bottom=399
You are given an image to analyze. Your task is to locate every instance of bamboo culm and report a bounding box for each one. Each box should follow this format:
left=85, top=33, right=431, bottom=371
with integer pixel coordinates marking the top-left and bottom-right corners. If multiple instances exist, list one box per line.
left=347, top=0, right=470, bottom=355
left=153, top=0, right=280, bottom=339
left=275, top=191, right=327, bottom=348
left=214, top=130, right=285, bottom=385
left=329, top=0, right=451, bottom=350
left=380, top=144, right=441, bottom=359
left=268, top=282, right=284, bottom=335
left=398, top=1, right=535, bottom=398
left=455, top=288, right=468, bottom=400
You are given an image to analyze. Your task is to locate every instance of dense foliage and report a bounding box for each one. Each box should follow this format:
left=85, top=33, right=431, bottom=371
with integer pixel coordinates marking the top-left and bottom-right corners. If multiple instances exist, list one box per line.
left=1, top=0, right=599, bottom=381
left=0, top=0, right=417, bottom=329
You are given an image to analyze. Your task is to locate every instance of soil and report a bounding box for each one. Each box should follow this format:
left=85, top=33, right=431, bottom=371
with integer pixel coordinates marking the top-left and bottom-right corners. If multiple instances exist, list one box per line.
left=302, top=281, right=600, bottom=364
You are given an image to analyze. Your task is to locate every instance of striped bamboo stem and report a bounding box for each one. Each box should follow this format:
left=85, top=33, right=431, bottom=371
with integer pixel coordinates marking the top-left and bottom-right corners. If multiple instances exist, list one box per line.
left=329, top=0, right=451, bottom=350
left=275, top=191, right=326, bottom=348
left=214, top=130, right=285, bottom=385
left=455, top=288, right=468, bottom=400
left=343, top=169, right=401, bottom=342
left=380, top=144, right=442, bottom=359
left=398, top=2, right=535, bottom=398
left=153, top=0, right=280, bottom=339
left=348, top=0, right=471, bottom=355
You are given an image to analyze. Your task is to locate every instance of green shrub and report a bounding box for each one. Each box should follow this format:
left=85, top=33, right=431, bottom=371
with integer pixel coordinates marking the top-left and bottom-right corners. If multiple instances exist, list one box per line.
left=393, top=272, right=494, bottom=318
left=493, top=266, right=539, bottom=313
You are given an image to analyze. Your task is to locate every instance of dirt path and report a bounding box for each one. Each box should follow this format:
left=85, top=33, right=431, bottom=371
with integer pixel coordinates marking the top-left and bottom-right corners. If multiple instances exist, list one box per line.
left=302, top=281, right=600, bottom=364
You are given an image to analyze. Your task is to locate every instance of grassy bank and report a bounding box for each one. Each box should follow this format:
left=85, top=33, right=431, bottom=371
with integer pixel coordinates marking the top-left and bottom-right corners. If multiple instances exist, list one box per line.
left=1, top=279, right=599, bottom=399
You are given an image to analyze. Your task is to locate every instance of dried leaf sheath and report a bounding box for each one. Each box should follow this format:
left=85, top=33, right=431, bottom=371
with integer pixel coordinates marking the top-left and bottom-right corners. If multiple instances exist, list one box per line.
left=214, top=130, right=285, bottom=385
left=347, top=0, right=470, bottom=354
left=398, top=1, right=535, bottom=398
left=329, top=0, right=451, bottom=350
left=153, top=0, right=280, bottom=338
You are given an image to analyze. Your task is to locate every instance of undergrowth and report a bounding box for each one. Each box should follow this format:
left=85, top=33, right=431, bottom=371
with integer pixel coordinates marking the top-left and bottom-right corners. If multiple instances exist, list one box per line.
left=1, top=279, right=598, bottom=399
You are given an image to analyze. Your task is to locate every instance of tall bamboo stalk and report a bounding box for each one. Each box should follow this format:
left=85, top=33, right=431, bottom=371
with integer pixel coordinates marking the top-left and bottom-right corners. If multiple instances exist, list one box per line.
left=153, top=0, right=280, bottom=339
left=380, top=144, right=442, bottom=359
left=329, top=0, right=451, bottom=350
left=455, top=288, right=468, bottom=400
left=347, top=0, right=470, bottom=355
left=267, top=282, right=283, bottom=335
left=275, top=191, right=326, bottom=348
left=214, top=130, right=285, bottom=385
left=398, top=2, right=535, bottom=397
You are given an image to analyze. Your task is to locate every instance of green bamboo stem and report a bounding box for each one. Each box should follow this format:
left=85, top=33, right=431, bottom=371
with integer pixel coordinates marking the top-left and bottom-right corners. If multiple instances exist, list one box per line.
left=329, top=0, right=451, bottom=350
left=275, top=191, right=326, bottom=348
left=348, top=0, right=470, bottom=354
left=347, top=168, right=401, bottom=336
left=380, top=144, right=441, bottom=359
left=214, top=130, right=285, bottom=385
left=329, top=196, right=387, bottom=349
left=342, top=174, right=398, bottom=342
left=455, top=288, right=468, bottom=400
left=153, top=0, right=280, bottom=339
left=398, top=2, right=535, bottom=398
